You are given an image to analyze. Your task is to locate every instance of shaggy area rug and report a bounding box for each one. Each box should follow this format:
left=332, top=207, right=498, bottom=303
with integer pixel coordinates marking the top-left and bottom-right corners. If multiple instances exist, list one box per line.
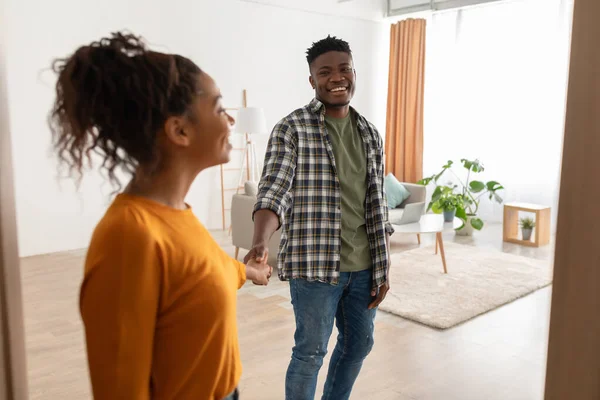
left=379, top=242, right=553, bottom=329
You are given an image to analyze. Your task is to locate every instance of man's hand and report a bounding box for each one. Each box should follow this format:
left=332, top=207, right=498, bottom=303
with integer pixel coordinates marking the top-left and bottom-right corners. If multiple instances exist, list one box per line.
left=244, top=242, right=272, bottom=286
left=244, top=243, right=269, bottom=264
left=246, top=258, right=273, bottom=286
left=368, top=281, right=389, bottom=309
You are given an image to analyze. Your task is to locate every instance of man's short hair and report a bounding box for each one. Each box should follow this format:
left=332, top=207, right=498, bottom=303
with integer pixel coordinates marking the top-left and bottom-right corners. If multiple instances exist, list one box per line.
left=306, top=35, right=352, bottom=66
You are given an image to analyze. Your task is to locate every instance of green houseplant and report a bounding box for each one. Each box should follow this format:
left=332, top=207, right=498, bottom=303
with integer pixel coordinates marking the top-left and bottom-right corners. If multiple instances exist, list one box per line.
left=418, top=159, right=504, bottom=235
left=428, top=186, right=465, bottom=222
left=519, top=217, right=536, bottom=241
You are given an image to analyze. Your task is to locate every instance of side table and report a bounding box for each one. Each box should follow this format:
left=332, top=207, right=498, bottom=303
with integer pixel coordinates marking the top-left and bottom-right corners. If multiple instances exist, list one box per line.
left=503, top=202, right=551, bottom=247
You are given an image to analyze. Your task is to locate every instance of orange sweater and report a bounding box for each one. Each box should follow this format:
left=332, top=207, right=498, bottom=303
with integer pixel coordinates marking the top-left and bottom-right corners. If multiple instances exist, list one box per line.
left=80, top=194, right=246, bottom=400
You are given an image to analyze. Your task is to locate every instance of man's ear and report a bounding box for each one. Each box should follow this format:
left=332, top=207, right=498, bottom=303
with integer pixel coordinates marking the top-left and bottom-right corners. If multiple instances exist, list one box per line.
left=309, top=75, right=316, bottom=90
left=163, top=116, right=191, bottom=147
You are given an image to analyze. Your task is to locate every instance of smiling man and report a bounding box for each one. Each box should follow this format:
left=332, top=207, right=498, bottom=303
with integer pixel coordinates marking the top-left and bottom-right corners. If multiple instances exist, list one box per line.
left=247, top=36, right=393, bottom=400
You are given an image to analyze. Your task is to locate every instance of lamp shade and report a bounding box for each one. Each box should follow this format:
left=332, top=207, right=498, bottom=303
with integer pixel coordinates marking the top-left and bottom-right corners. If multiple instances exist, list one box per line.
left=234, top=107, right=268, bottom=135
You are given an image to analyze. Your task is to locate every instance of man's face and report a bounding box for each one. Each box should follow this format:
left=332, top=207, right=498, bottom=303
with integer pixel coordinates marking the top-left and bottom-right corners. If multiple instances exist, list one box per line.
left=309, top=51, right=356, bottom=108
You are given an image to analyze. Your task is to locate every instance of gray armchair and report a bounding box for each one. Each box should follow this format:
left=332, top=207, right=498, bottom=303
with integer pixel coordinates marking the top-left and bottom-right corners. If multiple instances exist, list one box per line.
left=231, top=193, right=281, bottom=266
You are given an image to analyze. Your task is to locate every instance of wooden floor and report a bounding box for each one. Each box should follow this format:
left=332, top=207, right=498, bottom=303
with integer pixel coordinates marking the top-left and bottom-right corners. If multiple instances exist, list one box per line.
left=19, top=223, right=554, bottom=399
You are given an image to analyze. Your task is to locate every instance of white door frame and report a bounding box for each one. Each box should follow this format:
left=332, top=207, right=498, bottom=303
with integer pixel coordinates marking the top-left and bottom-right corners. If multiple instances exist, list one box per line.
left=544, top=0, right=600, bottom=398
left=0, top=0, right=30, bottom=397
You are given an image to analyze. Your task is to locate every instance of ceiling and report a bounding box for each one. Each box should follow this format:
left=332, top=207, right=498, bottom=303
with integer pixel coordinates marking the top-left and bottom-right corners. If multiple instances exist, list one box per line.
left=239, top=0, right=467, bottom=21
left=238, top=0, right=389, bottom=21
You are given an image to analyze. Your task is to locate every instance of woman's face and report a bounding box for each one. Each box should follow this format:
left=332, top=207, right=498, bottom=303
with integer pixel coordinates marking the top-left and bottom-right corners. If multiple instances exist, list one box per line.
left=164, top=72, right=235, bottom=171
left=190, top=73, right=235, bottom=168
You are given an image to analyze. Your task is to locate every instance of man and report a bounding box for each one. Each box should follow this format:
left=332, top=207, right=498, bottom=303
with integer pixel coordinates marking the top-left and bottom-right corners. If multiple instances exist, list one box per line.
left=245, top=36, right=393, bottom=400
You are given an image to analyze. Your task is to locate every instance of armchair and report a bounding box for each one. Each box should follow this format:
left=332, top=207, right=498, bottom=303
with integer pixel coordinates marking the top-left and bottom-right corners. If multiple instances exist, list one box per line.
left=230, top=193, right=281, bottom=267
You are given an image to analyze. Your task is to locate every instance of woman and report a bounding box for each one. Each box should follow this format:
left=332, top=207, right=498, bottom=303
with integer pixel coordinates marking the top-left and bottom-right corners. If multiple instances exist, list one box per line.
left=48, top=32, right=272, bottom=400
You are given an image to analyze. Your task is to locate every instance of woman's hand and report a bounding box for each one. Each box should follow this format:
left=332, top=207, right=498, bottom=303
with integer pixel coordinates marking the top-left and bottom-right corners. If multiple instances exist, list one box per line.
left=246, top=258, right=273, bottom=286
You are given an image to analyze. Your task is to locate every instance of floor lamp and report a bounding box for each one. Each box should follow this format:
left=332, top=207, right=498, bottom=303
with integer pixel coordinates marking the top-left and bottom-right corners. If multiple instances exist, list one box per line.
left=234, top=107, right=267, bottom=190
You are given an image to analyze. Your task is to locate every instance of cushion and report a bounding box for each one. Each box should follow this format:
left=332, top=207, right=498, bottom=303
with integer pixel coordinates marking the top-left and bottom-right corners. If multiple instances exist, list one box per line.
left=384, top=173, right=411, bottom=209
left=244, top=181, right=259, bottom=197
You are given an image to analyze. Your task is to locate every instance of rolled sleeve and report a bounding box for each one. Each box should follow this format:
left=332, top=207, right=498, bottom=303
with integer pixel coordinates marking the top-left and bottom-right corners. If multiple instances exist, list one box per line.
left=376, top=132, right=394, bottom=236
left=253, top=121, right=297, bottom=228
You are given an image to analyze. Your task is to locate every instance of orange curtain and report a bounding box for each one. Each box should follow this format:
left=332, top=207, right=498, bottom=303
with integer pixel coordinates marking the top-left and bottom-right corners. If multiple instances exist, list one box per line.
left=385, top=18, right=426, bottom=183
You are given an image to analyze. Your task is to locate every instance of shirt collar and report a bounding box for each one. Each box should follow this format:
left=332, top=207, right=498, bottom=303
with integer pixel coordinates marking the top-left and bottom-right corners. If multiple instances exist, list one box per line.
left=308, top=98, right=366, bottom=131
left=309, top=98, right=325, bottom=114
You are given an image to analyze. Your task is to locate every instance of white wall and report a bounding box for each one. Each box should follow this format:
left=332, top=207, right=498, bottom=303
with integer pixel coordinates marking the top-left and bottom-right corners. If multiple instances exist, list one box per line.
left=239, top=0, right=388, bottom=21
left=5, top=0, right=389, bottom=257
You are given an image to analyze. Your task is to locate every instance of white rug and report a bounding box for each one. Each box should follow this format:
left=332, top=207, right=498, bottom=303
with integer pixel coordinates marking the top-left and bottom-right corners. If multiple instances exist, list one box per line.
left=379, top=242, right=553, bottom=329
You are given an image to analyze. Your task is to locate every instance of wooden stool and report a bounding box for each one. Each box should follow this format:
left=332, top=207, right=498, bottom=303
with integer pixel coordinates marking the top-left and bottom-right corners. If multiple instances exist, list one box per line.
left=503, top=202, right=551, bottom=247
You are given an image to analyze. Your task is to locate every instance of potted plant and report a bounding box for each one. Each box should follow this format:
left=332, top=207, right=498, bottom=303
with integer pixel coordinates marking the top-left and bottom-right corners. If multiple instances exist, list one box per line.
left=418, top=159, right=504, bottom=236
left=519, top=217, right=536, bottom=241
left=428, top=186, right=464, bottom=222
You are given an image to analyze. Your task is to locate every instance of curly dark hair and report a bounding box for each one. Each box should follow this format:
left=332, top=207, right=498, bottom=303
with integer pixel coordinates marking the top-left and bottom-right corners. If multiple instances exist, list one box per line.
left=48, top=31, right=202, bottom=188
left=306, top=35, right=352, bottom=66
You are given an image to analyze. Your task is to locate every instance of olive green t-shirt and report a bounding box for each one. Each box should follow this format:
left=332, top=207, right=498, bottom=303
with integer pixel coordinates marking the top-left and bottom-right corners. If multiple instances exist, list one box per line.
left=324, top=111, right=372, bottom=272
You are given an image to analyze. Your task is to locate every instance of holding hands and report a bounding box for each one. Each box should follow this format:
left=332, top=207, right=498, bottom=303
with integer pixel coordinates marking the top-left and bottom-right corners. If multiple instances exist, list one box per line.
left=244, top=243, right=272, bottom=285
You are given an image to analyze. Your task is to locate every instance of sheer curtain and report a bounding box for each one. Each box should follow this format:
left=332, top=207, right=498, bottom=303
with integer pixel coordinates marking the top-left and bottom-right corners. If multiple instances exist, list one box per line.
left=423, top=0, right=573, bottom=228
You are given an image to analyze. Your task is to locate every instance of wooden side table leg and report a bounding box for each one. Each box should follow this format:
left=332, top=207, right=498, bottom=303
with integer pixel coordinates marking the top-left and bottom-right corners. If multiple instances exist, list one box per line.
left=417, top=234, right=421, bottom=244
left=503, top=205, right=520, bottom=242
left=436, top=232, right=448, bottom=274
left=235, top=247, right=240, bottom=260
left=536, top=208, right=551, bottom=246
left=435, top=234, right=438, bottom=254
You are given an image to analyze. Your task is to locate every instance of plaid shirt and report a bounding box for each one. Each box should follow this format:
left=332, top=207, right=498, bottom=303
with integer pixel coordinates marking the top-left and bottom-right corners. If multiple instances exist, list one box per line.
left=253, top=98, right=394, bottom=289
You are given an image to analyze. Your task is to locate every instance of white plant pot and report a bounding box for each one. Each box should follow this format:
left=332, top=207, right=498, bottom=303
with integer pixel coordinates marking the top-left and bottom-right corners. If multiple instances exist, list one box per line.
left=455, top=215, right=476, bottom=236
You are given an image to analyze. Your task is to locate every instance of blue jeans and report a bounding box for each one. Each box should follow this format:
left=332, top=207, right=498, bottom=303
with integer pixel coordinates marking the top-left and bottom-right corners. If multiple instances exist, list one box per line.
left=285, top=270, right=377, bottom=400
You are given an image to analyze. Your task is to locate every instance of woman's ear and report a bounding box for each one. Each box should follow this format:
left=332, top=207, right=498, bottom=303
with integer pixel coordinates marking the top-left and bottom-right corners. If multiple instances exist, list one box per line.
left=163, top=116, right=191, bottom=147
